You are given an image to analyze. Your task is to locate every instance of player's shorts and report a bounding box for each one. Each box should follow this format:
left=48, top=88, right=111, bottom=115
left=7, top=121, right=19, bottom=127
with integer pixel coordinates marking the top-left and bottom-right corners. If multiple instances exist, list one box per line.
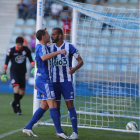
left=35, top=77, right=55, bottom=100
left=10, top=70, right=25, bottom=90
left=53, top=81, right=74, bottom=101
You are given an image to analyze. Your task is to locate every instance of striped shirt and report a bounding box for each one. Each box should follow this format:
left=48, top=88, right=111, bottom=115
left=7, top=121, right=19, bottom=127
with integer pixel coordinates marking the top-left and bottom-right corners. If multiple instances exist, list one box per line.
left=49, top=41, right=78, bottom=82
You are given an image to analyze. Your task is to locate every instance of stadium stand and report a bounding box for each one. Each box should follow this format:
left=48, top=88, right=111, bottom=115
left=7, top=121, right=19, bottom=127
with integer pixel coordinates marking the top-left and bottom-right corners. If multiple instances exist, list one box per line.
left=0, top=0, right=19, bottom=72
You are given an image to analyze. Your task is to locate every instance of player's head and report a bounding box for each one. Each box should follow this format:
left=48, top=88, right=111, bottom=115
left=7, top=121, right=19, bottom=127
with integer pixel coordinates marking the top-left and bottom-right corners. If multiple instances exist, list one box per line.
left=36, top=28, right=50, bottom=43
left=51, top=27, right=63, bottom=43
left=16, top=36, right=24, bottom=50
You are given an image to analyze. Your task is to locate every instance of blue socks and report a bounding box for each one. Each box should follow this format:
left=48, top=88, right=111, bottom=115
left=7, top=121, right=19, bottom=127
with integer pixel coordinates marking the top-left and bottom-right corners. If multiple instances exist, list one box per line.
left=25, top=107, right=46, bottom=129
left=68, top=107, right=78, bottom=134
left=50, top=108, right=63, bottom=133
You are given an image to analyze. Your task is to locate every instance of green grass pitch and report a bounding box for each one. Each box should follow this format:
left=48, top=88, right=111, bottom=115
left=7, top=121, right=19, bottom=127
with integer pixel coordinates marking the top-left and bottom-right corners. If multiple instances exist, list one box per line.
left=0, top=93, right=139, bottom=140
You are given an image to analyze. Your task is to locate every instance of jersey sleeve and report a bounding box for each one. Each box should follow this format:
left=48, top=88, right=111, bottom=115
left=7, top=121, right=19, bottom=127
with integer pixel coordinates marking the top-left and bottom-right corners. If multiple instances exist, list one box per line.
left=4, top=49, right=12, bottom=67
left=27, top=48, right=34, bottom=63
left=69, top=44, right=78, bottom=55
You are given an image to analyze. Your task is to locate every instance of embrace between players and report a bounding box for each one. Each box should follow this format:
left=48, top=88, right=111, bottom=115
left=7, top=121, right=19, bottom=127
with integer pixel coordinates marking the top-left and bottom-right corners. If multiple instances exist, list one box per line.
left=2, top=27, right=83, bottom=139
left=24, top=27, right=83, bottom=139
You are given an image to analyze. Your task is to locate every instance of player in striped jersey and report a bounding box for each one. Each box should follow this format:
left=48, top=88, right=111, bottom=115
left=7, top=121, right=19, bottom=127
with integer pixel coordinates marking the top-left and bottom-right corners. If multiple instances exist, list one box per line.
left=23, top=28, right=69, bottom=139
left=49, top=27, right=84, bottom=140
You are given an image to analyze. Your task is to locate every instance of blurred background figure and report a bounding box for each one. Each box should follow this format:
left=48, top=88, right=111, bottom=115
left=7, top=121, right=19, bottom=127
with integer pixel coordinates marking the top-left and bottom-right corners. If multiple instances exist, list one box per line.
left=44, top=0, right=51, bottom=18
left=61, top=6, right=72, bottom=41
left=30, top=32, right=36, bottom=53
left=94, top=0, right=108, bottom=5
left=22, top=33, right=28, bottom=46
left=101, top=23, right=114, bottom=34
left=73, top=0, right=86, bottom=3
left=26, top=0, right=37, bottom=19
left=23, top=0, right=30, bottom=6
left=17, top=0, right=28, bottom=20
left=51, top=2, right=63, bottom=21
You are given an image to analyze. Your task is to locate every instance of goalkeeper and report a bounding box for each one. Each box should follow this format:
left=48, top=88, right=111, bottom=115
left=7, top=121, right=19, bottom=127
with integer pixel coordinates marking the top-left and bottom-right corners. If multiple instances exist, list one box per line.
left=1, top=36, right=34, bottom=115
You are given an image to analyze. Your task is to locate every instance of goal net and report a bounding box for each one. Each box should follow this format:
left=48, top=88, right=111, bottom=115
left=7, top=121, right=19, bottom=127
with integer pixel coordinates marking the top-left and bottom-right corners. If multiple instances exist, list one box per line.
left=34, top=0, right=140, bottom=133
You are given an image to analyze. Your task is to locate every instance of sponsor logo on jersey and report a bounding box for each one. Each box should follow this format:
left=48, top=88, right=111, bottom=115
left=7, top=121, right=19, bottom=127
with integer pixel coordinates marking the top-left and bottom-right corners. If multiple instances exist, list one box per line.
left=42, top=48, right=46, bottom=54
left=22, top=51, right=26, bottom=55
left=14, top=53, right=18, bottom=55
left=53, top=57, right=67, bottom=66
left=11, top=79, right=15, bottom=84
left=15, top=55, right=25, bottom=63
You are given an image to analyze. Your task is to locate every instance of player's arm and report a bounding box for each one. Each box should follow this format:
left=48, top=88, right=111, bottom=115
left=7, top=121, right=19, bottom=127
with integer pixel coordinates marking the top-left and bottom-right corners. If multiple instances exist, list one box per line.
left=69, top=54, right=84, bottom=75
left=27, top=48, right=35, bottom=67
left=1, top=49, right=11, bottom=81
left=41, top=49, right=66, bottom=61
left=27, top=48, right=35, bottom=74
left=69, top=44, right=84, bottom=74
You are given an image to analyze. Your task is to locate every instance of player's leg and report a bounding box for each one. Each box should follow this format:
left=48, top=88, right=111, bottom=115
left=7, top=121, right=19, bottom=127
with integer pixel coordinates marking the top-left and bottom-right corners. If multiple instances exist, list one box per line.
left=61, top=82, right=78, bottom=139
left=17, top=73, right=26, bottom=114
left=53, top=82, right=62, bottom=121
left=23, top=91, right=49, bottom=137
left=45, top=82, right=68, bottom=139
left=24, top=99, right=49, bottom=130
left=10, top=71, right=20, bottom=114
left=47, top=99, right=68, bottom=139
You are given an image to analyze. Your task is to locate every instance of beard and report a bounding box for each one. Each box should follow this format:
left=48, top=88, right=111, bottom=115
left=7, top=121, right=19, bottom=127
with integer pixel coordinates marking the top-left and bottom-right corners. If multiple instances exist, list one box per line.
left=52, top=36, right=59, bottom=43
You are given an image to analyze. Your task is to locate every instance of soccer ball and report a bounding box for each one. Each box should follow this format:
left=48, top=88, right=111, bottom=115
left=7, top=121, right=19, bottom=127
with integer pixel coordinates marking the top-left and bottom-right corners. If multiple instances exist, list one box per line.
left=126, top=121, right=138, bottom=131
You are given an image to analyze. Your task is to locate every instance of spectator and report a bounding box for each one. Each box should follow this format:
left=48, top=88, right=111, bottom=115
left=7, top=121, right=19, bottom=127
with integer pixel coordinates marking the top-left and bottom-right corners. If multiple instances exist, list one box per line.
left=17, top=0, right=28, bottom=19
left=74, top=0, right=86, bottom=3
left=61, top=6, right=72, bottom=41
left=30, top=32, right=36, bottom=52
left=101, top=23, right=114, bottom=34
left=23, top=0, right=30, bottom=6
left=44, top=0, right=51, bottom=18
left=94, top=0, right=108, bottom=5
left=51, top=3, right=63, bottom=21
left=27, top=0, right=37, bottom=19
left=22, top=34, right=28, bottom=46
left=100, top=8, right=114, bottom=34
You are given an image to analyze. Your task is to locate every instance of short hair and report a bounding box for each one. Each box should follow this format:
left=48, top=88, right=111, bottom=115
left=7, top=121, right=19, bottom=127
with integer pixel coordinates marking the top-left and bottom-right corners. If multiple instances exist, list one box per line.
left=52, top=27, right=63, bottom=35
left=16, top=36, right=24, bottom=43
left=36, top=28, right=46, bottom=41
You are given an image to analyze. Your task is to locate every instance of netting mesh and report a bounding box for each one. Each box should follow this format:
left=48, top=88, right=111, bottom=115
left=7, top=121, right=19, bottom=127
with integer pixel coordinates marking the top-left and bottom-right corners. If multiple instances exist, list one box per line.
left=38, top=0, right=140, bottom=132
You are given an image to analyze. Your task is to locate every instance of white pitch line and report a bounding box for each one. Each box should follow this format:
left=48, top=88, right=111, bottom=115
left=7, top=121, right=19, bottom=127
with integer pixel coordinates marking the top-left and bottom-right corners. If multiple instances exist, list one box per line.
left=0, top=128, right=23, bottom=139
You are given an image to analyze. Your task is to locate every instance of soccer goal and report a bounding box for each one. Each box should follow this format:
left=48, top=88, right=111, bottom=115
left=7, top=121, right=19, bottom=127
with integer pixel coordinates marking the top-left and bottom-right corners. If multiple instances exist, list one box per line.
left=34, top=0, right=140, bottom=133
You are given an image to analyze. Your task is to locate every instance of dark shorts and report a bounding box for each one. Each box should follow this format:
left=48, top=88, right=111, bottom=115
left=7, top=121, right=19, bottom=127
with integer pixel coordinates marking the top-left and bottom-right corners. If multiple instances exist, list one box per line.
left=10, top=71, right=26, bottom=90
left=53, top=81, right=74, bottom=101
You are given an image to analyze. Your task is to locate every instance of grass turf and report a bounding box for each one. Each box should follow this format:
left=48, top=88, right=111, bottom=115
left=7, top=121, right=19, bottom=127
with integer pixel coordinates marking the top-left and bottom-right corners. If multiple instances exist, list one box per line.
left=0, top=93, right=139, bottom=140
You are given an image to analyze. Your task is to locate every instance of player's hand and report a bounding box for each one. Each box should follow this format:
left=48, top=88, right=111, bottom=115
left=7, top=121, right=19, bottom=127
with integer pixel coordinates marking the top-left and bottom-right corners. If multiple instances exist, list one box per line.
left=1, top=71, right=8, bottom=82
left=59, top=49, right=67, bottom=55
left=34, top=84, right=37, bottom=90
left=69, top=67, right=76, bottom=75
left=31, top=67, right=35, bottom=75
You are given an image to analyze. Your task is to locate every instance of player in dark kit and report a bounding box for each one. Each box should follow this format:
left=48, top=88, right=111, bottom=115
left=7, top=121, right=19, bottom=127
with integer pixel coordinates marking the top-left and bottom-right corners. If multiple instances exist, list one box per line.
left=1, top=36, right=34, bottom=115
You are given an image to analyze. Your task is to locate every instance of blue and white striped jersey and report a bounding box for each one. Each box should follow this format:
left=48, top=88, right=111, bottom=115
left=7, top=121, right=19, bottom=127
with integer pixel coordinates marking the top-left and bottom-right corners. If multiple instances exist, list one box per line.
left=49, top=41, right=78, bottom=83
left=35, top=43, right=51, bottom=81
